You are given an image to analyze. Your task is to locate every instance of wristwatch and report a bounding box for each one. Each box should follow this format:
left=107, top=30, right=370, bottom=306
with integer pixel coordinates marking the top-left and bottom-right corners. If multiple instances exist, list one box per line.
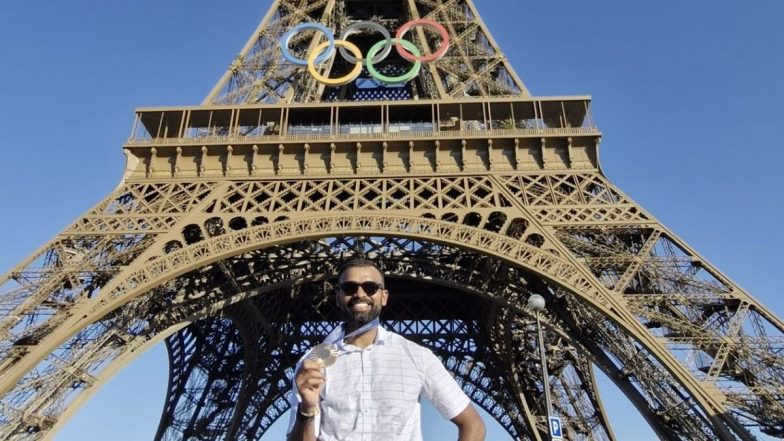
left=297, top=405, right=319, bottom=421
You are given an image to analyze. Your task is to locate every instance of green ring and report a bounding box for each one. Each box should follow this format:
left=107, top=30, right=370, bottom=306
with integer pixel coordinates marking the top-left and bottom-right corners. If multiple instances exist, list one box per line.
left=366, top=38, right=422, bottom=85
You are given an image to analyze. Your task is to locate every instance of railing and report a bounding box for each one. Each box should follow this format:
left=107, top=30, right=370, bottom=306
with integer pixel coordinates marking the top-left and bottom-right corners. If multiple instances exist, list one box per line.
left=125, top=126, right=599, bottom=146
left=127, top=97, right=598, bottom=147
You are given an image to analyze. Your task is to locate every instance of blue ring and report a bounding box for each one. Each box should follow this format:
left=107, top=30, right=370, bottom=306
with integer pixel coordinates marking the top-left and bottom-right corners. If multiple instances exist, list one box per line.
left=280, top=23, right=335, bottom=66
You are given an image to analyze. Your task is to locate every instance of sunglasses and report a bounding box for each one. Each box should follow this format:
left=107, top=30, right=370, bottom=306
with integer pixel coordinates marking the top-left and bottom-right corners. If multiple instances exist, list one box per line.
left=338, top=281, right=385, bottom=296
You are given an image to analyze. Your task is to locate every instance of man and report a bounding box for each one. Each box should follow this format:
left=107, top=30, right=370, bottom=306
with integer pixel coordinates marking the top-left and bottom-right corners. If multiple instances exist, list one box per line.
left=287, top=258, right=486, bottom=441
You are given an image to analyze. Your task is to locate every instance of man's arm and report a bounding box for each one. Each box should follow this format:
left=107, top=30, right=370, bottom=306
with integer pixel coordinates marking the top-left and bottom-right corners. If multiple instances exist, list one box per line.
left=451, top=404, right=486, bottom=441
left=418, top=346, right=485, bottom=441
left=286, top=403, right=318, bottom=441
left=286, top=360, right=325, bottom=441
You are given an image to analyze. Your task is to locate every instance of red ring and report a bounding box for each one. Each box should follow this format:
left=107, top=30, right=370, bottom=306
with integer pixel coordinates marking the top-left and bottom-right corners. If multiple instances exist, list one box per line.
left=395, top=19, right=450, bottom=63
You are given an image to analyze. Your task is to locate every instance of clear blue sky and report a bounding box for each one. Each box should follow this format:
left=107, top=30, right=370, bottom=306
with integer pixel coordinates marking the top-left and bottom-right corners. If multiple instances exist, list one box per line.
left=0, top=1, right=782, bottom=440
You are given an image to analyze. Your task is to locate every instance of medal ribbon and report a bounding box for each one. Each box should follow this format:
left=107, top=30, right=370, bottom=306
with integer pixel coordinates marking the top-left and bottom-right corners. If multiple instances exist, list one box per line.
left=323, top=317, right=381, bottom=347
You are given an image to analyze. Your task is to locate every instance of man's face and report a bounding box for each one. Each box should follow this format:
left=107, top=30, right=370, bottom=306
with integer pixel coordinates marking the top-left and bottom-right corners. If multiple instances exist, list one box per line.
left=336, top=266, right=388, bottom=326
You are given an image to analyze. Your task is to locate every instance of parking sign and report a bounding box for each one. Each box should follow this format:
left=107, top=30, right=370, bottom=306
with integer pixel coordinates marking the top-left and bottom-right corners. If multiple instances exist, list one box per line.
left=549, top=416, right=563, bottom=440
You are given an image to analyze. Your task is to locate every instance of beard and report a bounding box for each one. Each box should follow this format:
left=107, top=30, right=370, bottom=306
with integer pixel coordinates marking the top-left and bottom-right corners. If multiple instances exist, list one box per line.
left=341, top=297, right=382, bottom=327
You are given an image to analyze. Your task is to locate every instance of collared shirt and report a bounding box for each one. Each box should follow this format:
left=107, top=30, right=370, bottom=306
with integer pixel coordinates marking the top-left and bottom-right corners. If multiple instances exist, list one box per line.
left=287, top=325, right=471, bottom=441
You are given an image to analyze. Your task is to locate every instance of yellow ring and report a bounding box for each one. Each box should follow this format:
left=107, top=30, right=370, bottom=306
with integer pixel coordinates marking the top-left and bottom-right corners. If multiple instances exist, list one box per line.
left=307, top=40, right=363, bottom=86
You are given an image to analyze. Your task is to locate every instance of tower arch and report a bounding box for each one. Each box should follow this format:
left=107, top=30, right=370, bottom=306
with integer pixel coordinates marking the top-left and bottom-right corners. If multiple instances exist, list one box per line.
left=3, top=218, right=753, bottom=440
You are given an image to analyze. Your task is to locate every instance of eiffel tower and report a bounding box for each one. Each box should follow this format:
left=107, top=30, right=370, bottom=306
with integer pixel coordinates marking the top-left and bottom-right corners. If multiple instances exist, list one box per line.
left=1, top=1, right=783, bottom=440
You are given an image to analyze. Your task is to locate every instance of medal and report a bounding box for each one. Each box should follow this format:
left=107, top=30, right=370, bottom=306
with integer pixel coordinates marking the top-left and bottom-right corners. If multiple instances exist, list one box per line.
left=305, top=318, right=380, bottom=368
left=305, top=343, right=338, bottom=368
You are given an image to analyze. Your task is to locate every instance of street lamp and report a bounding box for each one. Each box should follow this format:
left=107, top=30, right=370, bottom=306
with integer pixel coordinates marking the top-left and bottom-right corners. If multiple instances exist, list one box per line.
left=528, top=294, right=555, bottom=439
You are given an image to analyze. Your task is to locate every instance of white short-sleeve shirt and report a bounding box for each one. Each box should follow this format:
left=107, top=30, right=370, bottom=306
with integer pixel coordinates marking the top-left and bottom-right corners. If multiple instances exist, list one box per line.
left=287, top=326, right=471, bottom=441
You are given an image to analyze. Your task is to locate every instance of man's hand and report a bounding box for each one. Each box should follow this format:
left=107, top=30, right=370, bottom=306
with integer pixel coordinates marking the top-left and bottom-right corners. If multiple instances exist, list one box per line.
left=288, top=360, right=325, bottom=441
left=295, top=360, right=326, bottom=410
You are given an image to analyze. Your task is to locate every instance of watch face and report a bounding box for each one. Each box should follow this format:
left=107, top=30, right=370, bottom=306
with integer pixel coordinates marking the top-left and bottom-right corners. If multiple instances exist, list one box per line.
left=306, top=343, right=338, bottom=368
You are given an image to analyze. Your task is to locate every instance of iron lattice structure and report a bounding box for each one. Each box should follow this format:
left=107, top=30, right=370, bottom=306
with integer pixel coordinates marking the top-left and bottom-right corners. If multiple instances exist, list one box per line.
left=0, top=0, right=782, bottom=440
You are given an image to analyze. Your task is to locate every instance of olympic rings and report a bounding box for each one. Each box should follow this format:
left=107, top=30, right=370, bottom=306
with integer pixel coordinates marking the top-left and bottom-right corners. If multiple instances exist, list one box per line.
left=281, top=23, right=334, bottom=66
left=339, top=21, right=391, bottom=64
left=395, top=19, right=450, bottom=63
left=279, top=19, right=450, bottom=86
left=308, top=40, right=364, bottom=87
left=366, top=39, right=422, bottom=85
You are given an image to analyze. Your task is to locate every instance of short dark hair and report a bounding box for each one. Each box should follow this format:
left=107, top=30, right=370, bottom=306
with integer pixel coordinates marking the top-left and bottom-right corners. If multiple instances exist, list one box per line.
left=337, top=258, right=385, bottom=285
